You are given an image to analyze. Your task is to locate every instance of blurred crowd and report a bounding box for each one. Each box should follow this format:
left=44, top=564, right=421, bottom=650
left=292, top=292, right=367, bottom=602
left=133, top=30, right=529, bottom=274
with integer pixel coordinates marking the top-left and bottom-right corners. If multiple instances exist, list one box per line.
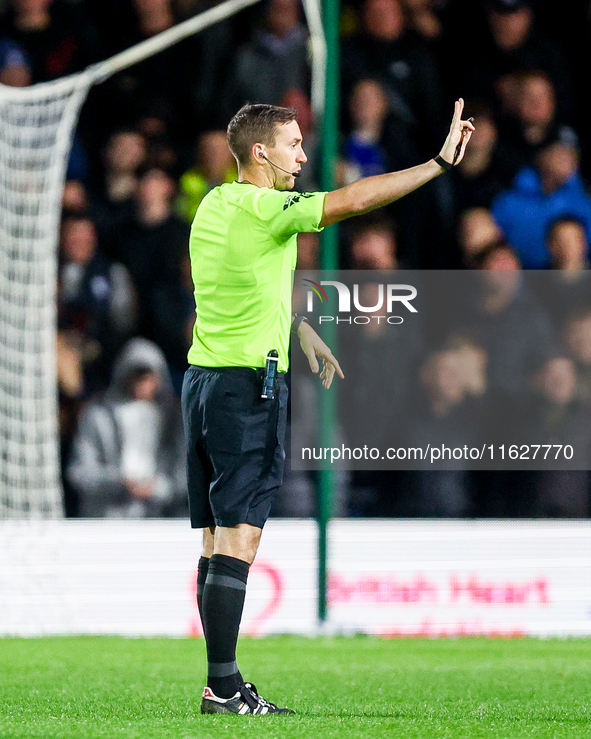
left=4, top=0, right=591, bottom=517
left=304, top=267, right=591, bottom=519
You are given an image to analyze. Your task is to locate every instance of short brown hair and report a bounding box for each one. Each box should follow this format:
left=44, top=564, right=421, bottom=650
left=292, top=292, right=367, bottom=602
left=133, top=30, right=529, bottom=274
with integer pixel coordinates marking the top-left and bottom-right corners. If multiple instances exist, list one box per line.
left=227, top=103, right=297, bottom=166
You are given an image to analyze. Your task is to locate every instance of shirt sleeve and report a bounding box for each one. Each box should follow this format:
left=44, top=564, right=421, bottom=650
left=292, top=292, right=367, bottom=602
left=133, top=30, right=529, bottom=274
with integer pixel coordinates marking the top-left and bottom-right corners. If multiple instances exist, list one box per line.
left=250, top=188, right=327, bottom=238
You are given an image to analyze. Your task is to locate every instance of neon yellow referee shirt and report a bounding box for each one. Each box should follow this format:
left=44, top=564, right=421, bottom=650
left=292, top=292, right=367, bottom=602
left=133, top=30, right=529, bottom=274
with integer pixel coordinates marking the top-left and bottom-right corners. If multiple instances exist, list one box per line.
left=187, top=181, right=327, bottom=372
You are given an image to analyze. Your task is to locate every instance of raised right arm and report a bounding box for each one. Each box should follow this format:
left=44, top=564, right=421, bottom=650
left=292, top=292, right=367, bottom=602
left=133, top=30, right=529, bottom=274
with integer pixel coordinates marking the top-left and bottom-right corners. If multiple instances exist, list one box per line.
left=320, top=98, right=474, bottom=228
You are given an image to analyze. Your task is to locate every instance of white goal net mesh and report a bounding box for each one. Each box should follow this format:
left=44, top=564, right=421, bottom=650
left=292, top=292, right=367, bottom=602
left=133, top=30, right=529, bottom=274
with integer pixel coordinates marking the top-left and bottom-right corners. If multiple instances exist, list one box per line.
left=0, top=74, right=92, bottom=518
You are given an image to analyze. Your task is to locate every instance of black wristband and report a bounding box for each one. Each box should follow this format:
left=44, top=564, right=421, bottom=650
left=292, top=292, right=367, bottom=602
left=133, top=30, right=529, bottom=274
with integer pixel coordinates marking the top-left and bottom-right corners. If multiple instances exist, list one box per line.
left=291, top=313, right=308, bottom=335
left=434, top=155, right=454, bottom=172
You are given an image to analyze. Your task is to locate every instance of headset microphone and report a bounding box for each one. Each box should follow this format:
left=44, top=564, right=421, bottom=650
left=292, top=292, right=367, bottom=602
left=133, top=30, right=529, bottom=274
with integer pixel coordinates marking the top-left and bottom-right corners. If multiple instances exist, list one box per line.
left=259, top=151, right=301, bottom=178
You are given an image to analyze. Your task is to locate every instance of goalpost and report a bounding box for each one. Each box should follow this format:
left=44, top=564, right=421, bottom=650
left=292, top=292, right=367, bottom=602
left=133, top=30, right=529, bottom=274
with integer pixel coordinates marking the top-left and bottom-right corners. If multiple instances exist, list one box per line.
left=0, top=0, right=326, bottom=519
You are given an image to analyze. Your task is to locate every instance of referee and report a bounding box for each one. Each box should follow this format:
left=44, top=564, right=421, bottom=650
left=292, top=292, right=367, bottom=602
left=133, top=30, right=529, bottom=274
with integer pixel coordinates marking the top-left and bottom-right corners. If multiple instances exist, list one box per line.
left=183, top=100, right=474, bottom=715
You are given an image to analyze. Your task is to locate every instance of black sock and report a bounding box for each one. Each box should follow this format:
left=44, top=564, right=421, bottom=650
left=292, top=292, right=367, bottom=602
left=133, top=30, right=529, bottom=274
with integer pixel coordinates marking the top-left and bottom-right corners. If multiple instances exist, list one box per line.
left=198, top=555, right=244, bottom=688
left=202, top=553, right=250, bottom=698
left=197, top=556, right=210, bottom=630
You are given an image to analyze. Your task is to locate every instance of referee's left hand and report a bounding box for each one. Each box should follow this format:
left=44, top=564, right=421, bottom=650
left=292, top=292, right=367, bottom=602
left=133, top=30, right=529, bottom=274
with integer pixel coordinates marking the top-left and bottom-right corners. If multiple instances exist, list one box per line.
left=297, top=322, right=345, bottom=389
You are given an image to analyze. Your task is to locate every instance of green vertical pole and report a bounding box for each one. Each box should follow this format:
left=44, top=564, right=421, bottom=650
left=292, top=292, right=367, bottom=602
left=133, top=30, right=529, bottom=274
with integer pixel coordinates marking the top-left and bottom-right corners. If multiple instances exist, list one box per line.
left=317, top=0, right=340, bottom=624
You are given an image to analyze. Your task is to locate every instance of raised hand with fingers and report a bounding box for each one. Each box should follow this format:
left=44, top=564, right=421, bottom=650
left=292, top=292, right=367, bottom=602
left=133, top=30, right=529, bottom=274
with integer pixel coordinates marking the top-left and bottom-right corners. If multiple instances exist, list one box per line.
left=437, top=98, right=475, bottom=169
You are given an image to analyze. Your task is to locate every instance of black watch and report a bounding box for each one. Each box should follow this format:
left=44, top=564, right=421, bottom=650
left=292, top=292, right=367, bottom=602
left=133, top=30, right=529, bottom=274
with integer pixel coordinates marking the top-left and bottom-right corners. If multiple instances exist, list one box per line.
left=291, top=313, right=308, bottom=335
left=434, top=155, right=454, bottom=172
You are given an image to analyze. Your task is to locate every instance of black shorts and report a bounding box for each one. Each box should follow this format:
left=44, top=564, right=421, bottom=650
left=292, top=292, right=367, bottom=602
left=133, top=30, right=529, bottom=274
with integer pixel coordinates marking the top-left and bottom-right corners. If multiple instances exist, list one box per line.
left=181, top=365, right=288, bottom=529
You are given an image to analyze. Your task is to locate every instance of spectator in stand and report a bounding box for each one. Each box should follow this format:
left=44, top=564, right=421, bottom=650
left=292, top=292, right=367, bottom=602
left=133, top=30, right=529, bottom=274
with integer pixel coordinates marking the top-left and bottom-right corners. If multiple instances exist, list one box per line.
left=399, top=347, right=483, bottom=517
left=102, top=130, right=147, bottom=205
left=62, top=180, right=89, bottom=215
left=472, top=240, right=521, bottom=272
left=135, top=0, right=175, bottom=36
left=513, top=70, right=559, bottom=150
left=548, top=217, right=590, bottom=272
left=491, top=138, right=591, bottom=269
left=452, top=102, right=516, bottom=213
left=340, top=79, right=389, bottom=186
left=93, top=130, right=147, bottom=244
left=58, top=213, right=137, bottom=393
left=223, top=0, right=310, bottom=118
left=67, top=337, right=187, bottom=518
left=457, top=207, right=505, bottom=265
left=522, top=356, right=591, bottom=517
left=349, top=216, right=398, bottom=271
left=499, top=70, right=578, bottom=172
left=563, top=308, right=591, bottom=407
left=0, top=36, right=30, bottom=86
left=339, top=76, right=446, bottom=252
left=401, top=0, right=442, bottom=42
left=176, top=131, right=237, bottom=224
left=530, top=217, right=591, bottom=329
left=458, top=0, right=573, bottom=120
left=0, top=0, right=101, bottom=83
left=136, top=106, right=179, bottom=175
left=468, top=242, right=556, bottom=398
left=495, top=69, right=522, bottom=120
left=115, top=167, right=191, bottom=387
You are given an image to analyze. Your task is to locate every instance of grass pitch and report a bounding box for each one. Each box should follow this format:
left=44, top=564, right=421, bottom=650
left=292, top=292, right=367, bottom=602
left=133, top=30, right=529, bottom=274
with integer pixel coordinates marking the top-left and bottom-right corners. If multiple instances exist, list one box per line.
left=1, top=636, right=591, bottom=738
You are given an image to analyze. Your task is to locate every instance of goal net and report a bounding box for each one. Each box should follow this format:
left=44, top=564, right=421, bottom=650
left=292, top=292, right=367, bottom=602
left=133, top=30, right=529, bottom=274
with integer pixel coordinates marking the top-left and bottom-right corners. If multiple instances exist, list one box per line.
left=0, top=73, right=92, bottom=518
left=0, top=0, right=325, bottom=519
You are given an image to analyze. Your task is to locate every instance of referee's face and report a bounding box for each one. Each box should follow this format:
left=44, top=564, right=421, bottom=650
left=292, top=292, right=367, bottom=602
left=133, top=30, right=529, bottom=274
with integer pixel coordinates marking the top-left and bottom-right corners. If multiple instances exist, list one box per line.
left=269, top=120, right=307, bottom=190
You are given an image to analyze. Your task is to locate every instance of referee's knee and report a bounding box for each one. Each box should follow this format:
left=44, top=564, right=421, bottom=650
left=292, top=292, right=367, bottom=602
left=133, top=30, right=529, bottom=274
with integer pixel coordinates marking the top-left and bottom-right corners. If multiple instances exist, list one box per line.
left=213, top=523, right=262, bottom=564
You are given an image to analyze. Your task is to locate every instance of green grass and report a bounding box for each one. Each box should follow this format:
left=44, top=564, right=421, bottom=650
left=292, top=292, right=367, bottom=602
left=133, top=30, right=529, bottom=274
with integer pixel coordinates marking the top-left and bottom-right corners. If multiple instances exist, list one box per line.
left=1, top=637, right=591, bottom=738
